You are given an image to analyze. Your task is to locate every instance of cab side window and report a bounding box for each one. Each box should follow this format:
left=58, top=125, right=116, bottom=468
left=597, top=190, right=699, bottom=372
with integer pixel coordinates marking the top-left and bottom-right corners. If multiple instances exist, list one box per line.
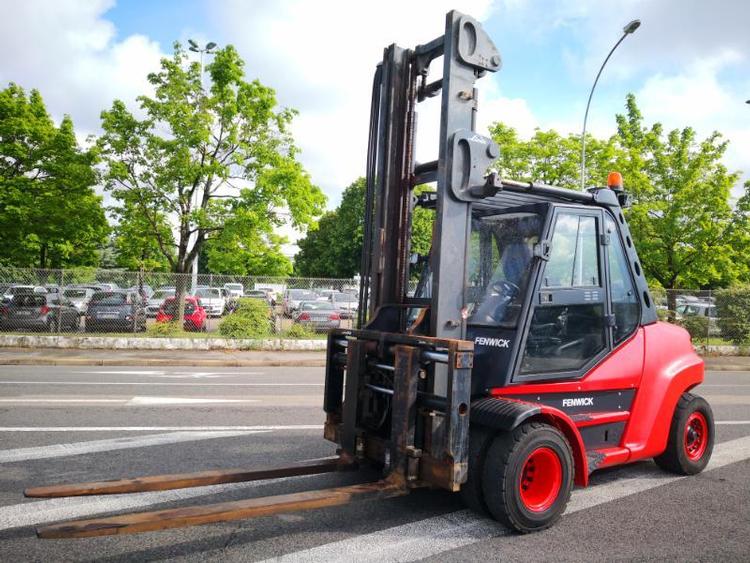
left=606, top=216, right=639, bottom=344
left=542, top=214, right=599, bottom=288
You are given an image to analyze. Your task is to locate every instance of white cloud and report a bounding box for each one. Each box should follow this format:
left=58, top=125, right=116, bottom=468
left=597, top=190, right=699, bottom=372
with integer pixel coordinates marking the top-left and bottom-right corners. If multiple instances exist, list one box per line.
left=636, top=51, right=750, bottom=196
left=0, top=0, right=164, bottom=135
left=211, top=0, right=495, bottom=206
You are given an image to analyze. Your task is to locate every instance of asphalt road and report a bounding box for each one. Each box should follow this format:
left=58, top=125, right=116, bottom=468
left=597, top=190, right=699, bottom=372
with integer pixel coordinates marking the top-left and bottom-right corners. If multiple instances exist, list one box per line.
left=0, top=365, right=748, bottom=562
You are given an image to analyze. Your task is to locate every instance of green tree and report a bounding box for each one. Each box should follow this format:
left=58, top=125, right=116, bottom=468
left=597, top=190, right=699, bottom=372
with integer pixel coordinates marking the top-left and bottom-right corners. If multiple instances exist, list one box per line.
left=97, top=44, right=325, bottom=315
left=294, top=178, right=434, bottom=278
left=489, top=95, right=747, bottom=293
left=613, top=94, right=743, bottom=292
left=0, top=84, right=108, bottom=268
left=111, top=202, right=174, bottom=272
left=205, top=224, right=292, bottom=276
left=489, top=123, right=618, bottom=190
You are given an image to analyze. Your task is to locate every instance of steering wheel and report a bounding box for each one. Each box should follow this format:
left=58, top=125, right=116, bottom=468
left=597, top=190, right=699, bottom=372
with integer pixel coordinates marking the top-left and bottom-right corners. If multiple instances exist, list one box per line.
left=490, top=280, right=520, bottom=299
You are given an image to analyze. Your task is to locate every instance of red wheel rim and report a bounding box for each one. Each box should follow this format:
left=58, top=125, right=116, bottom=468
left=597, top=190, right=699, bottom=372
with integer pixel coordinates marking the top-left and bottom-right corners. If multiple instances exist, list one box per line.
left=684, top=411, right=708, bottom=461
left=519, top=447, right=563, bottom=512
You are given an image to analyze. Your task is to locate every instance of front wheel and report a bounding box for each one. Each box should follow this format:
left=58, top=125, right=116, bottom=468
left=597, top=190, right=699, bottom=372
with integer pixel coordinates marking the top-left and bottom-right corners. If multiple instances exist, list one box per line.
left=482, top=422, right=573, bottom=533
left=654, top=392, right=714, bottom=475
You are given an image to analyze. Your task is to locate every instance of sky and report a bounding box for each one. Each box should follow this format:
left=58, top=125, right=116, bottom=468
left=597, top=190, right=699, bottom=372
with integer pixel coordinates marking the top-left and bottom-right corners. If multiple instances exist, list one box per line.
left=2, top=0, right=749, bottom=254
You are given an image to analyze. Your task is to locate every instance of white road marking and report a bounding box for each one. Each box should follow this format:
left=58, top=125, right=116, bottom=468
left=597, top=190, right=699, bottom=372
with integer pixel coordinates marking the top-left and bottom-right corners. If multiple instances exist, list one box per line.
left=0, top=381, right=322, bottom=387
left=0, top=431, right=267, bottom=464
left=126, top=396, right=259, bottom=406
left=0, top=425, right=322, bottom=432
left=0, top=397, right=260, bottom=406
left=73, top=370, right=263, bottom=378
left=0, top=399, right=124, bottom=404
left=0, top=474, right=311, bottom=532
left=265, top=435, right=750, bottom=563
left=75, top=370, right=166, bottom=375
left=715, top=420, right=750, bottom=425
left=75, top=371, right=263, bottom=376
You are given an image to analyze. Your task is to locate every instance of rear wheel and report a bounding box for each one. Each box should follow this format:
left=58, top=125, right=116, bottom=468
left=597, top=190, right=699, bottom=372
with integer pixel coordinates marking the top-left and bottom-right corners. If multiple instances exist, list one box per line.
left=482, top=422, right=573, bottom=533
left=654, top=393, right=714, bottom=475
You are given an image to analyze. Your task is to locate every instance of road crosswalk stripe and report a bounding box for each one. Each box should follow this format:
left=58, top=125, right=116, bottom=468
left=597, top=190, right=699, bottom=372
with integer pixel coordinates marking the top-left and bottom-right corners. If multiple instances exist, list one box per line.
left=0, top=431, right=267, bottom=464
left=264, top=435, right=750, bottom=563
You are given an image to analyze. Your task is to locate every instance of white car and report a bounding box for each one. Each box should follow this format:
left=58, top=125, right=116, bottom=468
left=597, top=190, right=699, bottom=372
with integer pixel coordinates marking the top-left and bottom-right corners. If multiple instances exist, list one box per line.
left=330, top=292, right=359, bottom=319
left=145, top=289, right=176, bottom=317
left=2, top=285, right=47, bottom=301
left=223, top=283, right=244, bottom=298
left=195, top=287, right=226, bottom=317
left=62, top=287, right=96, bottom=315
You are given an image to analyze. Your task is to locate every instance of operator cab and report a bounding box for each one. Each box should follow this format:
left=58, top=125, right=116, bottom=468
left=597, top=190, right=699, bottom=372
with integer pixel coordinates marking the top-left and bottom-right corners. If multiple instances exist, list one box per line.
left=409, top=180, right=651, bottom=396
left=465, top=191, right=647, bottom=395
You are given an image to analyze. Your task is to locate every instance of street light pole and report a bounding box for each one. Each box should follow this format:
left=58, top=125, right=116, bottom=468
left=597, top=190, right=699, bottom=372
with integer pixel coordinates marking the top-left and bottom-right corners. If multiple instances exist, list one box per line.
left=187, top=40, right=217, bottom=294
left=580, top=20, right=641, bottom=190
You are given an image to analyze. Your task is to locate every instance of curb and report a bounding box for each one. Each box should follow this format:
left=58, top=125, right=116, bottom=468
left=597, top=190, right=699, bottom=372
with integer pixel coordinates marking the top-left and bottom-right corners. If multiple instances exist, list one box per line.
left=0, top=334, right=327, bottom=352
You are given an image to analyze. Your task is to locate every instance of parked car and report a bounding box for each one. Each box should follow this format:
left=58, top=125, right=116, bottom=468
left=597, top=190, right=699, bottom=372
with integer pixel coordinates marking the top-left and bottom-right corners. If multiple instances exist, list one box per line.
left=0, top=293, right=79, bottom=332
left=314, top=289, right=336, bottom=302
left=222, top=288, right=238, bottom=314
left=145, top=289, right=175, bottom=317
left=283, top=289, right=317, bottom=316
left=127, top=285, right=154, bottom=300
left=62, top=287, right=96, bottom=315
left=194, top=287, right=226, bottom=317
left=244, top=289, right=273, bottom=305
left=255, top=287, right=277, bottom=307
left=293, top=300, right=341, bottom=331
left=95, top=282, right=120, bottom=291
left=676, top=302, right=720, bottom=336
left=2, top=285, right=47, bottom=301
left=156, top=296, right=207, bottom=332
left=330, top=291, right=359, bottom=319
left=44, top=284, right=61, bottom=294
left=223, top=283, right=244, bottom=298
left=84, top=291, right=146, bottom=332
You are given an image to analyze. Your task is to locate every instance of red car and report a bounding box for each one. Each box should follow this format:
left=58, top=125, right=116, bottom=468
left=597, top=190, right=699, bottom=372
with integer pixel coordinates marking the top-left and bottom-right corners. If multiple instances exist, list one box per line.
left=156, top=296, right=207, bottom=331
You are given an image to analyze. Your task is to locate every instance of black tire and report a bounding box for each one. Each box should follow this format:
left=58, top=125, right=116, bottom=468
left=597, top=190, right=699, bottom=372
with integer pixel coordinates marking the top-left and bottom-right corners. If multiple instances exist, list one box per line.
left=482, top=422, right=574, bottom=533
left=460, top=426, right=494, bottom=515
left=654, top=392, right=714, bottom=475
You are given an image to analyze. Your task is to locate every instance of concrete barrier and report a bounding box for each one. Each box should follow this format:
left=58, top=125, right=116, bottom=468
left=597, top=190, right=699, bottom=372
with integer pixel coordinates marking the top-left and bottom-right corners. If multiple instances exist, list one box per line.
left=0, top=334, right=328, bottom=351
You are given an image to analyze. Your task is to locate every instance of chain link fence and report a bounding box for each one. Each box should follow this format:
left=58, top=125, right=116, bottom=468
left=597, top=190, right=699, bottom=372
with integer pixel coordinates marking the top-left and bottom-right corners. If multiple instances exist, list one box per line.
left=0, top=267, right=747, bottom=347
left=0, top=267, right=360, bottom=336
left=656, top=289, right=750, bottom=349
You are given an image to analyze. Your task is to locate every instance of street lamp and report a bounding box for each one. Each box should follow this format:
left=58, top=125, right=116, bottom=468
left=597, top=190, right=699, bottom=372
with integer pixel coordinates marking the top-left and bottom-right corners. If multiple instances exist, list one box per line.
left=188, top=40, right=217, bottom=90
left=187, top=40, right=218, bottom=294
left=580, top=19, right=641, bottom=190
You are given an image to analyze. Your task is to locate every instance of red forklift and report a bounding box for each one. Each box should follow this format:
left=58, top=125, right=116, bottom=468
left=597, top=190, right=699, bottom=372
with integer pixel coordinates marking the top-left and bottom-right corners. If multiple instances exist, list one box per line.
left=27, top=10, right=713, bottom=537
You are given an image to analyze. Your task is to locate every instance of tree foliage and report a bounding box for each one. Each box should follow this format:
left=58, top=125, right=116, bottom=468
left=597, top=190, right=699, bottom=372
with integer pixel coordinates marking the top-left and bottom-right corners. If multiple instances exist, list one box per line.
left=0, top=83, right=108, bottom=268
left=294, top=178, right=433, bottom=278
left=489, top=94, right=747, bottom=290
left=489, top=123, right=618, bottom=190
left=613, top=94, right=743, bottom=289
left=97, top=44, right=325, bottom=284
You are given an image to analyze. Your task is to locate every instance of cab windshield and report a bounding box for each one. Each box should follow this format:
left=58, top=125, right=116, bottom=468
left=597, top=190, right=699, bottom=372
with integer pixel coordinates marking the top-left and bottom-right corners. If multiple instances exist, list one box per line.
left=466, top=210, right=543, bottom=327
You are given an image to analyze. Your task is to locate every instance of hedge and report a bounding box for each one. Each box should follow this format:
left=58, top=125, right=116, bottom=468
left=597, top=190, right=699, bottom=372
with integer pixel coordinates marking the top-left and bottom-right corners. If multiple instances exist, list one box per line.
left=715, top=286, right=750, bottom=345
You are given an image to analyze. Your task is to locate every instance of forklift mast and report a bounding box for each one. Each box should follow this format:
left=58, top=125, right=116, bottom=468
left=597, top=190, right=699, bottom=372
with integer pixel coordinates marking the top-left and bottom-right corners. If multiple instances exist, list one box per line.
left=358, top=10, right=502, bottom=340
